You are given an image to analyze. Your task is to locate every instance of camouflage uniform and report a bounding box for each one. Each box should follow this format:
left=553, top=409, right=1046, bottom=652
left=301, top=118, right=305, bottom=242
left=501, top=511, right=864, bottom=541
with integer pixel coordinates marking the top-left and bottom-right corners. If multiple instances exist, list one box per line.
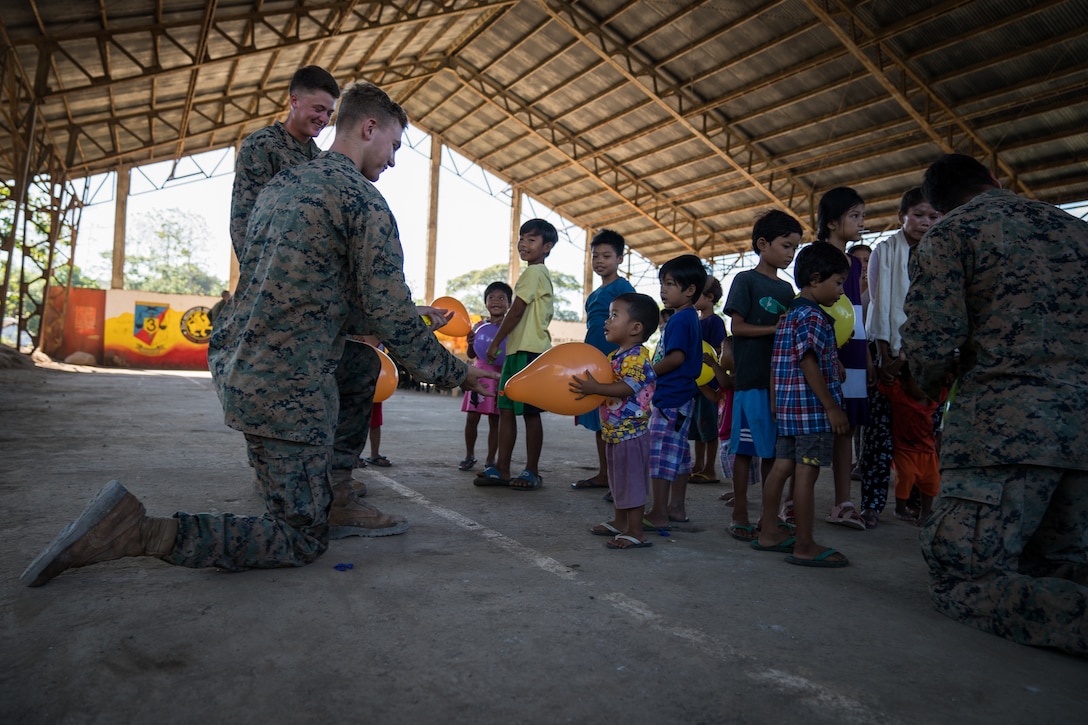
left=230, top=121, right=321, bottom=256
left=902, top=188, right=1088, bottom=655
left=184, top=151, right=467, bottom=570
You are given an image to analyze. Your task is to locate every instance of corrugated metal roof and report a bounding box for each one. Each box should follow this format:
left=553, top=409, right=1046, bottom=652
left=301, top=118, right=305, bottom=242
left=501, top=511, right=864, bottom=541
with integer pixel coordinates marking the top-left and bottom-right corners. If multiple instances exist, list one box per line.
left=2, top=0, right=1086, bottom=263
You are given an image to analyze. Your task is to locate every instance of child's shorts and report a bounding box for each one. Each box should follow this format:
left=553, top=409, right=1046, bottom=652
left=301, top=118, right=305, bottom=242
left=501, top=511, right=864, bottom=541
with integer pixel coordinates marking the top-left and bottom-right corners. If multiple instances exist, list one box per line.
left=606, top=434, right=651, bottom=509
left=370, top=401, right=383, bottom=429
left=893, top=449, right=941, bottom=498
left=688, top=392, right=719, bottom=442
left=462, top=360, right=501, bottom=416
left=774, top=432, right=834, bottom=467
left=730, top=389, right=776, bottom=458
left=649, top=400, right=694, bottom=480
left=497, top=351, right=543, bottom=415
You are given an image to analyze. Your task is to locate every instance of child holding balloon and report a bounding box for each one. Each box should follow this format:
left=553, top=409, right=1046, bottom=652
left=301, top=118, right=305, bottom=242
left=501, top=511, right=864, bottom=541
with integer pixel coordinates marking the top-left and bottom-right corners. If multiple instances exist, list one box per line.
left=689, top=276, right=727, bottom=484
left=815, top=187, right=873, bottom=531
left=476, top=218, right=557, bottom=490
left=571, top=293, right=659, bottom=549
left=459, top=281, right=513, bottom=472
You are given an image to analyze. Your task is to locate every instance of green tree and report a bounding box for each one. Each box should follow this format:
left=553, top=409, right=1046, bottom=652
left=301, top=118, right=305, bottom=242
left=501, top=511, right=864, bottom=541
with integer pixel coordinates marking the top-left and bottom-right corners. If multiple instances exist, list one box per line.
left=121, top=208, right=225, bottom=295
left=444, top=263, right=583, bottom=321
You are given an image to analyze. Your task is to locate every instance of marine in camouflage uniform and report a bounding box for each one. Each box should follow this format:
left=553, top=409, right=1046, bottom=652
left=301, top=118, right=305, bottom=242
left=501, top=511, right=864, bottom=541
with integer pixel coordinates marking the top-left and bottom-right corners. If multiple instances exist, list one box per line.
left=20, top=83, right=478, bottom=586
left=902, top=157, right=1088, bottom=655
left=229, top=120, right=322, bottom=257
left=227, top=68, right=401, bottom=535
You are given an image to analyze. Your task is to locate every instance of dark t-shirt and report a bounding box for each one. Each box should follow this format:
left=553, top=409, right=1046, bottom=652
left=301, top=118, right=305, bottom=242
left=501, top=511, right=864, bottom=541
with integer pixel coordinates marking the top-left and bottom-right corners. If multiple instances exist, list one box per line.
left=723, top=269, right=795, bottom=390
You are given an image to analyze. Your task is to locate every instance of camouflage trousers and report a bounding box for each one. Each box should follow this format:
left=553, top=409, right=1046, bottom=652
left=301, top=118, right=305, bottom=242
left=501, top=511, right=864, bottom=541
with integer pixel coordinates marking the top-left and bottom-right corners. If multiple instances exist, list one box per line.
left=165, top=436, right=333, bottom=571
left=331, top=339, right=380, bottom=472
left=920, top=465, right=1088, bottom=655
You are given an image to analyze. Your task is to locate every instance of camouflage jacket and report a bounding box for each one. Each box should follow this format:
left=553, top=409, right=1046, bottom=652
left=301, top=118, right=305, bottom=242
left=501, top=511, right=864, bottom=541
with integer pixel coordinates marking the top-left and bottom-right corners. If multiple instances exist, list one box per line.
left=902, top=188, right=1088, bottom=472
left=210, top=151, right=468, bottom=445
left=230, top=121, right=321, bottom=256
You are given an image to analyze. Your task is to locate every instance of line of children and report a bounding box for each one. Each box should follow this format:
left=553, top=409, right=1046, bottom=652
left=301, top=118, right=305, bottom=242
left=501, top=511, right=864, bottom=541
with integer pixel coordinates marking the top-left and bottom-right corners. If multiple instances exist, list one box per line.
left=570, top=293, right=660, bottom=549
left=571, top=230, right=635, bottom=490
left=459, top=281, right=513, bottom=472
left=474, top=219, right=556, bottom=490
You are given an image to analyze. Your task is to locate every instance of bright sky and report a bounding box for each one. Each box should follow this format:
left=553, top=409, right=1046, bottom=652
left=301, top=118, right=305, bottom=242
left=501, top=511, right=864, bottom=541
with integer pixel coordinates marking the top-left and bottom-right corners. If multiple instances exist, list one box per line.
left=72, top=123, right=665, bottom=316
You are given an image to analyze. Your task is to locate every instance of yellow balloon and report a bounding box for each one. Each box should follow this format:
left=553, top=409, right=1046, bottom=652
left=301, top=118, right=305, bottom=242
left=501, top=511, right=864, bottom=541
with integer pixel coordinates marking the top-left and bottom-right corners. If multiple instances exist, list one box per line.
left=503, top=342, right=611, bottom=416
left=821, top=294, right=856, bottom=348
left=696, top=340, right=717, bottom=386
left=368, top=344, right=399, bottom=403
left=429, top=296, right=472, bottom=337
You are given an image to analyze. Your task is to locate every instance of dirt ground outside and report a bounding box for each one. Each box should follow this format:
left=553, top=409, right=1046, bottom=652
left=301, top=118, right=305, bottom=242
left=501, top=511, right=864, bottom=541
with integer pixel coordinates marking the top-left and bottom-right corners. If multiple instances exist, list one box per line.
left=1, top=359, right=1084, bottom=723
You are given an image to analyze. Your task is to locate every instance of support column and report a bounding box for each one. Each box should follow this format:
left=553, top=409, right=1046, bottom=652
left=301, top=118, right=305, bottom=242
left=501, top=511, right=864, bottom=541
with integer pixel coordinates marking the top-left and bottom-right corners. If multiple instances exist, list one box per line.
left=111, top=166, right=130, bottom=290
left=509, top=188, right=522, bottom=286
left=424, top=135, right=441, bottom=303
left=582, top=226, right=593, bottom=321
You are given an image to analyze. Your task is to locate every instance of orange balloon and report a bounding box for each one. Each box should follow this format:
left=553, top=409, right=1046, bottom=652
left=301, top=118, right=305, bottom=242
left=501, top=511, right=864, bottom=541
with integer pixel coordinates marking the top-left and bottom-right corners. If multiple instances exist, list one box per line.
left=503, top=342, right=612, bottom=416
left=368, top=344, right=399, bottom=403
left=429, top=296, right=472, bottom=337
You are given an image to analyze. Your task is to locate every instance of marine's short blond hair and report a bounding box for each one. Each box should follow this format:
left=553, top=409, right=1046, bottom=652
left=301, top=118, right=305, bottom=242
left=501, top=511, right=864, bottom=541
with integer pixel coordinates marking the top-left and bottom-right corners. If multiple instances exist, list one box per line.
left=334, top=82, right=408, bottom=131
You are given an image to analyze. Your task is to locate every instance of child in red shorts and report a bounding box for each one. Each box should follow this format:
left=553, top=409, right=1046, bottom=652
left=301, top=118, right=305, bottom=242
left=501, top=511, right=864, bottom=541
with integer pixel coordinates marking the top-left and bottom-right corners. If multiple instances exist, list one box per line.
left=880, top=370, right=946, bottom=525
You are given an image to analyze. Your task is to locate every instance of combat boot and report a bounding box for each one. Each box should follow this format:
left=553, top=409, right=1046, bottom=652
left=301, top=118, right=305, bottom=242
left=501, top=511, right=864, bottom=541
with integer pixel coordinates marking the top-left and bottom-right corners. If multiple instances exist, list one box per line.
left=328, top=497, right=410, bottom=539
left=21, top=480, right=178, bottom=587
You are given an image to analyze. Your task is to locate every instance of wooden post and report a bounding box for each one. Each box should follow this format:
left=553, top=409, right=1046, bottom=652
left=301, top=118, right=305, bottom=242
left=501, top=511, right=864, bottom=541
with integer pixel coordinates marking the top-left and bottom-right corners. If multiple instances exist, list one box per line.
left=509, top=188, right=522, bottom=286
left=111, top=166, right=130, bottom=290
left=424, top=134, right=441, bottom=302
left=582, top=226, right=593, bottom=321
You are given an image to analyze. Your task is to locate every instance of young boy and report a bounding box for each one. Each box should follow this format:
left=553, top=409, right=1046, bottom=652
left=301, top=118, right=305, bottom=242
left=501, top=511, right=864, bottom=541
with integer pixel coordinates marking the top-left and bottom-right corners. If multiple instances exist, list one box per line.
left=460, top=281, right=513, bottom=472
left=474, top=219, right=556, bottom=490
left=751, top=242, right=850, bottom=567
left=570, top=293, right=659, bottom=549
left=689, top=276, right=727, bottom=484
left=880, top=370, right=944, bottom=525
left=643, top=254, right=707, bottom=528
left=571, top=230, right=635, bottom=491
left=722, top=210, right=800, bottom=541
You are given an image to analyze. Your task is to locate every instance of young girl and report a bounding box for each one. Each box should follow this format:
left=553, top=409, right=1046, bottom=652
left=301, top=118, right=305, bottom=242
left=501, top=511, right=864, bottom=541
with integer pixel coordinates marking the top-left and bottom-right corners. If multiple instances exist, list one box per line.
left=815, top=187, right=872, bottom=531
left=458, top=281, right=512, bottom=472
left=689, top=276, right=726, bottom=483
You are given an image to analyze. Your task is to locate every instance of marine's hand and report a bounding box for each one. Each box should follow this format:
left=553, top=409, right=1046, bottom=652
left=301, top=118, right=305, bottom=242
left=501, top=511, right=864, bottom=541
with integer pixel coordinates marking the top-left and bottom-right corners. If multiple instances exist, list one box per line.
left=461, top=365, right=499, bottom=396
left=418, top=305, right=454, bottom=331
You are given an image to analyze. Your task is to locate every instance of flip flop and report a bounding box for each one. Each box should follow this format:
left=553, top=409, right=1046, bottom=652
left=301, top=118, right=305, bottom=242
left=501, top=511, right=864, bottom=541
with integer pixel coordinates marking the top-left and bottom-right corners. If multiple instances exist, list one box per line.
left=590, top=522, right=622, bottom=536
left=751, top=535, right=797, bottom=553
left=472, top=466, right=508, bottom=487
left=510, top=470, right=543, bottom=491
left=785, top=548, right=850, bottom=568
left=728, top=523, right=758, bottom=542
left=689, top=473, right=720, bottom=484
left=366, top=455, right=392, bottom=467
left=457, top=457, right=477, bottom=472
left=570, top=478, right=607, bottom=489
left=607, top=534, right=653, bottom=550
left=668, top=515, right=690, bottom=523
left=642, top=518, right=673, bottom=532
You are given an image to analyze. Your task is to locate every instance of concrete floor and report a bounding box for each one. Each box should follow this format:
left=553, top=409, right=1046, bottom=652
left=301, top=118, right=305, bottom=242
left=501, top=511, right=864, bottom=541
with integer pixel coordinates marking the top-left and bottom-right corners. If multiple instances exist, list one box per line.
left=1, top=359, right=1085, bottom=724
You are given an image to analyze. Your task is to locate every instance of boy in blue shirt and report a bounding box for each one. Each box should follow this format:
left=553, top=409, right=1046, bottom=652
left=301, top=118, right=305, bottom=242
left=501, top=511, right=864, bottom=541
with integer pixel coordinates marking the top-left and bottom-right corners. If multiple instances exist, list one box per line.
left=752, top=242, right=850, bottom=567
left=572, top=229, right=635, bottom=491
left=643, top=254, right=707, bottom=529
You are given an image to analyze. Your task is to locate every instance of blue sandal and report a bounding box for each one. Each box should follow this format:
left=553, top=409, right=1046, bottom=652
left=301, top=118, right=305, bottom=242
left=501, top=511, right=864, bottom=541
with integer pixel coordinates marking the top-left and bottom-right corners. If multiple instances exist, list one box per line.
left=473, top=466, right=508, bottom=487
left=510, top=470, right=543, bottom=491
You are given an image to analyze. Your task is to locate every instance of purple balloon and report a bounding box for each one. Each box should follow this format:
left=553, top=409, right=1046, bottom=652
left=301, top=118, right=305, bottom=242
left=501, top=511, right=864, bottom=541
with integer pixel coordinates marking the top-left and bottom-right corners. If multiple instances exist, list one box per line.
left=472, top=322, right=505, bottom=367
